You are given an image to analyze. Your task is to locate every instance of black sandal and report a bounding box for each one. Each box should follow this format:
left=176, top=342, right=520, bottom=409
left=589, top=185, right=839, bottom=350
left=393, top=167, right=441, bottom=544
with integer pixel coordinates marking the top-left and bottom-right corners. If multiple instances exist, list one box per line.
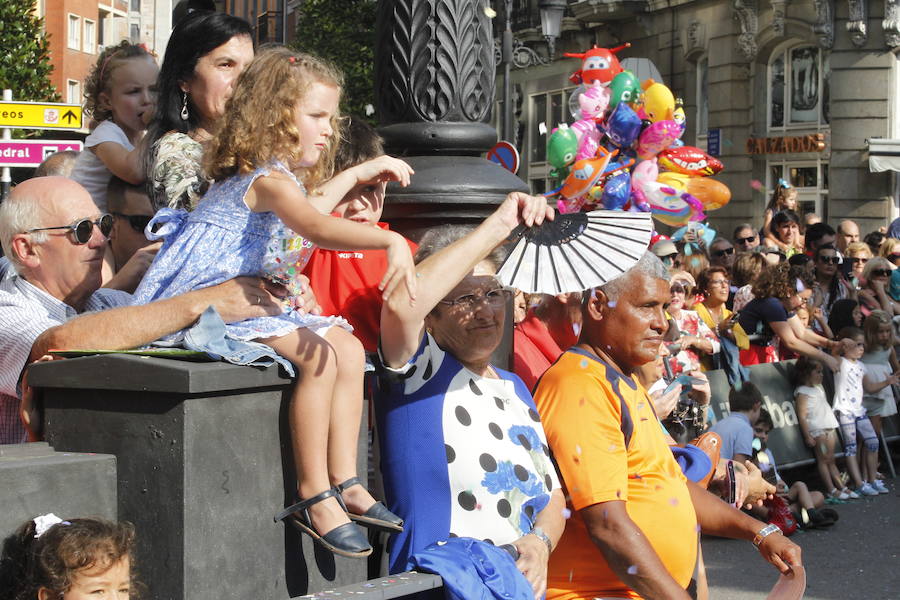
left=274, top=488, right=373, bottom=558
left=334, top=477, right=404, bottom=534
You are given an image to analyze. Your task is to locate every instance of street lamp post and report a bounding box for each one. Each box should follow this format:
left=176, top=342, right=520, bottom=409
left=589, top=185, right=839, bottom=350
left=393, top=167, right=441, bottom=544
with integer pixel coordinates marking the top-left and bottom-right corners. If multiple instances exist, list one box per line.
left=498, top=0, right=567, bottom=143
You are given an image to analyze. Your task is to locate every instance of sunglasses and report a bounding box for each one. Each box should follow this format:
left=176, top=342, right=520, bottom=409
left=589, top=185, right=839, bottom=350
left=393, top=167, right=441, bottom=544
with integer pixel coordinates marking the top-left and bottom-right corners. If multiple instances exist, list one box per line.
left=872, top=269, right=892, bottom=278
left=670, top=284, right=687, bottom=294
left=736, top=235, right=757, bottom=244
left=112, top=212, right=153, bottom=233
left=817, top=255, right=840, bottom=265
left=713, top=247, right=735, bottom=258
left=25, top=214, right=113, bottom=244
left=889, top=253, right=900, bottom=262
left=848, top=257, right=868, bottom=265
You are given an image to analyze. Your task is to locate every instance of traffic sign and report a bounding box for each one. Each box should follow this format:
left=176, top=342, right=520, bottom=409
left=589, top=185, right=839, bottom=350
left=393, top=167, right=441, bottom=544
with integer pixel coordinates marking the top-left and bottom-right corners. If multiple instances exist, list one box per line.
left=0, top=140, right=83, bottom=167
left=0, top=101, right=83, bottom=130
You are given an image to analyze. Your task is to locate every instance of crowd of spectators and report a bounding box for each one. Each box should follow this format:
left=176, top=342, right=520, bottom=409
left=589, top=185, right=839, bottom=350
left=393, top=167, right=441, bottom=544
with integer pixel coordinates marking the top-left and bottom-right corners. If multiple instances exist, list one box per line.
left=0, top=10, right=896, bottom=600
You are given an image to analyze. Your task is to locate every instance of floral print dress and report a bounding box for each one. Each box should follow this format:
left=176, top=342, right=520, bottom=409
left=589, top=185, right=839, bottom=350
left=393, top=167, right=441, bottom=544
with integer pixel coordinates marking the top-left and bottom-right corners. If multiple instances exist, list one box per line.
left=150, top=131, right=207, bottom=211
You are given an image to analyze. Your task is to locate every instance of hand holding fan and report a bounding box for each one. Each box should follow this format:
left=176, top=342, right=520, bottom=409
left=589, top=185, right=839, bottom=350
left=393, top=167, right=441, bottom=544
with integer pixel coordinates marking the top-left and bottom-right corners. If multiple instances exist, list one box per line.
left=498, top=210, right=653, bottom=294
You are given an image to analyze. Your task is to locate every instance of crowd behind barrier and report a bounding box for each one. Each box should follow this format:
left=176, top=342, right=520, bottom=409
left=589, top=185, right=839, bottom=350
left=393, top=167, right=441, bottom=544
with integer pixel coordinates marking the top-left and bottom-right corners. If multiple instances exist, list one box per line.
left=2, top=19, right=900, bottom=600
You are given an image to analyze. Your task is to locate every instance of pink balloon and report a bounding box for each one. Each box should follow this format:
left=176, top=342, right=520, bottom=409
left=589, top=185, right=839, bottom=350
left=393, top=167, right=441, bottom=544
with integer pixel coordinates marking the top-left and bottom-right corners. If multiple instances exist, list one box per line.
left=636, top=120, right=683, bottom=160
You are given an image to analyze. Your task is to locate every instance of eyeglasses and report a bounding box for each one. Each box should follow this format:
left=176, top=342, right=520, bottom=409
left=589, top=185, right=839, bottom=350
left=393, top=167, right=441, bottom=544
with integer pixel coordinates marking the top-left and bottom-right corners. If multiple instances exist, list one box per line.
left=661, top=253, right=679, bottom=265
left=438, top=287, right=512, bottom=310
left=670, top=284, right=687, bottom=294
left=708, top=279, right=730, bottom=287
left=736, top=235, right=757, bottom=244
left=872, top=269, right=892, bottom=278
left=848, top=257, right=868, bottom=265
left=24, top=214, right=113, bottom=244
left=817, top=255, right=840, bottom=265
left=111, top=212, right=153, bottom=233
left=712, top=247, right=735, bottom=258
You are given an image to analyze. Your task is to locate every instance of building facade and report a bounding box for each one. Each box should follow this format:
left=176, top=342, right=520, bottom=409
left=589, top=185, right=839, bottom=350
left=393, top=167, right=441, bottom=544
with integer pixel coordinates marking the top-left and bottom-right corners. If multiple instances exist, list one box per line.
left=501, top=0, right=900, bottom=235
left=38, top=0, right=172, bottom=113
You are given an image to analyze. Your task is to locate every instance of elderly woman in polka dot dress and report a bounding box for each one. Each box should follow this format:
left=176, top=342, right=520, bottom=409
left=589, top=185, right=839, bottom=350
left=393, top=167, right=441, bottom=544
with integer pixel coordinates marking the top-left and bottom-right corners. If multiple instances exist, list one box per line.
left=377, top=193, right=566, bottom=598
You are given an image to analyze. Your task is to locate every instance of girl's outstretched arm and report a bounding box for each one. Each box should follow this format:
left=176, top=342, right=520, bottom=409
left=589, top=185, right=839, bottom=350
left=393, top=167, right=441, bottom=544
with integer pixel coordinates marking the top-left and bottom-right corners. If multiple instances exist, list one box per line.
left=305, top=155, right=414, bottom=214
left=250, top=173, right=416, bottom=300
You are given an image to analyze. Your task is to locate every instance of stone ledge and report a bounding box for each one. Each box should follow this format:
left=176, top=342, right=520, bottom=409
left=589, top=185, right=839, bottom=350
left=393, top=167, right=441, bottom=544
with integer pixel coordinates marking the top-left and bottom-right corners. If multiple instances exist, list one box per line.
left=298, top=572, right=443, bottom=599
left=27, top=354, right=292, bottom=394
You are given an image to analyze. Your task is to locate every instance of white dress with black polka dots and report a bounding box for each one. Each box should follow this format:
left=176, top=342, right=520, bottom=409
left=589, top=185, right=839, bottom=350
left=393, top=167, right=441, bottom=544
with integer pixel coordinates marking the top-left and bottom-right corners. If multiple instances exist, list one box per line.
left=376, top=332, right=560, bottom=573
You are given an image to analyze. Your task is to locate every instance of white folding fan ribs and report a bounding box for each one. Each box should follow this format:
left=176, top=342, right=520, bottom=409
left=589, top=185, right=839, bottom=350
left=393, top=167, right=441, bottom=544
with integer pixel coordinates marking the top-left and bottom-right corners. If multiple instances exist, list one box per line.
left=498, top=210, right=653, bottom=294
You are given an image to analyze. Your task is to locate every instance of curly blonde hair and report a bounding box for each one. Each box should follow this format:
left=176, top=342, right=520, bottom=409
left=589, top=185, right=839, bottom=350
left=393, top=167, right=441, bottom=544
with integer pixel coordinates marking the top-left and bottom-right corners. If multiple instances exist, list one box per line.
left=83, top=40, right=153, bottom=122
left=204, top=46, right=344, bottom=187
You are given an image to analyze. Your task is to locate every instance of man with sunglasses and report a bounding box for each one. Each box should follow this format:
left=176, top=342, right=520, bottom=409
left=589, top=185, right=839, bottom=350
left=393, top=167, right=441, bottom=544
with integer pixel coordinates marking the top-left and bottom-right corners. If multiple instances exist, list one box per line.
left=102, top=177, right=162, bottom=294
left=0, top=177, right=292, bottom=444
left=732, top=223, right=760, bottom=253
left=812, top=244, right=852, bottom=330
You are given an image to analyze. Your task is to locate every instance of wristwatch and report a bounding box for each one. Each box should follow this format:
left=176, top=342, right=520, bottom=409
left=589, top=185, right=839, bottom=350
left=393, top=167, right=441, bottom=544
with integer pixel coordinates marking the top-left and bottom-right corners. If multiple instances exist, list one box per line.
left=529, top=526, right=553, bottom=553
left=752, top=523, right=781, bottom=548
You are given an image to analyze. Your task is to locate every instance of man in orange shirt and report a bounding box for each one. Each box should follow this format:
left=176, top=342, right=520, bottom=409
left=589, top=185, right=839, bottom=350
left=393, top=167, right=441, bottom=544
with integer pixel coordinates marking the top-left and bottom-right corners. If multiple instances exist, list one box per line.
left=533, top=253, right=801, bottom=600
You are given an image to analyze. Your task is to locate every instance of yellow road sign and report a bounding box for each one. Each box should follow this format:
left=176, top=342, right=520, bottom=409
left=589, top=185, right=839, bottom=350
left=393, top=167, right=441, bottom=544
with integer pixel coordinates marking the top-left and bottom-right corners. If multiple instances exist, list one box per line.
left=0, top=101, right=83, bottom=130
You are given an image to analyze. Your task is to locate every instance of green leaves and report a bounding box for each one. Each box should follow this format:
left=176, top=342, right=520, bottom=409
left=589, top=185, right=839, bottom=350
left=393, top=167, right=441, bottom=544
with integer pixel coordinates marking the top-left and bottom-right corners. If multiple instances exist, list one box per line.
left=290, top=0, right=376, bottom=123
left=0, top=0, right=60, bottom=138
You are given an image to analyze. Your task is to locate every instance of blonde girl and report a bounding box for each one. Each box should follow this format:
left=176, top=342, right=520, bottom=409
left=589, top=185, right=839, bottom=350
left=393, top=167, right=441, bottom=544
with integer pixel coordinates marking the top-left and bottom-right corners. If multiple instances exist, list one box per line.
left=860, top=310, right=899, bottom=493
left=71, top=41, right=158, bottom=211
left=791, top=357, right=849, bottom=501
left=133, top=47, right=416, bottom=558
left=0, top=515, right=137, bottom=600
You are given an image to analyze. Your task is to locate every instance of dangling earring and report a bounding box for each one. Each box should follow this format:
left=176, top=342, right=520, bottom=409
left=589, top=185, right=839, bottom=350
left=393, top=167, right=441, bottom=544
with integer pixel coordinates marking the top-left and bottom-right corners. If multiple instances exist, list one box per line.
left=180, top=92, right=189, bottom=121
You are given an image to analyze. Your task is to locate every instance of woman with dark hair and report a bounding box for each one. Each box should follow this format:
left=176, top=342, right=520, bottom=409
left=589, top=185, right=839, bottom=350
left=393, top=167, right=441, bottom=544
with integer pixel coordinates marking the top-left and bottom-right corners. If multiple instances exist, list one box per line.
left=827, top=298, right=862, bottom=337
left=736, top=262, right=836, bottom=365
left=810, top=243, right=854, bottom=331
left=144, top=11, right=254, bottom=210
left=763, top=210, right=804, bottom=258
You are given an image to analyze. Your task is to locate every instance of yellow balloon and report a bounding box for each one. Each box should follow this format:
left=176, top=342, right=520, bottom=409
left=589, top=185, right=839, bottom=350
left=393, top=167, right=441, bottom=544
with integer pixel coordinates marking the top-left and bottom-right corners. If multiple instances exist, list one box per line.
left=656, top=171, right=691, bottom=190
left=640, top=79, right=676, bottom=122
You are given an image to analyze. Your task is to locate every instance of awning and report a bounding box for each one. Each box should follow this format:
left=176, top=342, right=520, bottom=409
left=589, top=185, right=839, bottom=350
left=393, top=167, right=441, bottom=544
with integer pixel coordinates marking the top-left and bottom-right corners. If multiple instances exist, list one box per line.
left=867, top=138, right=900, bottom=173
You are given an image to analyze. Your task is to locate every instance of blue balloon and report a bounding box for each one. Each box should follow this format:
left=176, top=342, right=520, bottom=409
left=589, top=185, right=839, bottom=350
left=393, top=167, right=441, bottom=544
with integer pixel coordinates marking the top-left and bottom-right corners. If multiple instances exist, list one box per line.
left=601, top=171, right=632, bottom=210
left=603, top=102, right=642, bottom=149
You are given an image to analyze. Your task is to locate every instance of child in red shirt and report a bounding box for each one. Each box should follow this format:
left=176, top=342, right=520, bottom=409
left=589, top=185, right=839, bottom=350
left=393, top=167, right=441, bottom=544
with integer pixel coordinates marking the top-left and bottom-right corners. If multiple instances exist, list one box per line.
left=303, top=118, right=417, bottom=353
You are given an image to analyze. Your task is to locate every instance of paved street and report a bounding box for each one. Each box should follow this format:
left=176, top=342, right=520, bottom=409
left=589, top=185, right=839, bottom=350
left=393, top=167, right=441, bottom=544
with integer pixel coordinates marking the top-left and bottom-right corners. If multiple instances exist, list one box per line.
left=704, top=478, right=899, bottom=599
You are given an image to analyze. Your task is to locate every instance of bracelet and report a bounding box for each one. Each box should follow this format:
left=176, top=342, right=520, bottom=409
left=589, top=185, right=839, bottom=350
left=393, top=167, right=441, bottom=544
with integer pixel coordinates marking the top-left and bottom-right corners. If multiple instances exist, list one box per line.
left=529, top=526, right=553, bottom=553
left=752, top=523, right=781, bottom=548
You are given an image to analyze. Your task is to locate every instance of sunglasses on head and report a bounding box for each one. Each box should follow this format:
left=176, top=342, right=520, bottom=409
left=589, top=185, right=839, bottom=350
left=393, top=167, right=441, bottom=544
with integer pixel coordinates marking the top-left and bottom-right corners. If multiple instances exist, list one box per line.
left=736, top=235, right=757, bottom=244
left=112, top=212, right=153, bottom=233
left=25, top=214, right=113, bottom=244
left=873, top=268, right=892, bottom=278
left=713, top=247, right=735, bottom=258
left=817, top=255, right=840, bottom=265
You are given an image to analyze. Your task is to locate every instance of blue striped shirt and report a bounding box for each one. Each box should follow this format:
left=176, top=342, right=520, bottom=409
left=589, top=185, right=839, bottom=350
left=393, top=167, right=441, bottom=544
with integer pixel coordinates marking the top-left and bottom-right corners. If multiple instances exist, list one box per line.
left=0, top=263, right=130, bottom=444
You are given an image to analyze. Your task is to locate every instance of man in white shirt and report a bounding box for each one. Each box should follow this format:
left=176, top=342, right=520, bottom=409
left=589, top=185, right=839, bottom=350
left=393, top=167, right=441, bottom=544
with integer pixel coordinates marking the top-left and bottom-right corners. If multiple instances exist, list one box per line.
left=0, top=176, right=289, bottom=443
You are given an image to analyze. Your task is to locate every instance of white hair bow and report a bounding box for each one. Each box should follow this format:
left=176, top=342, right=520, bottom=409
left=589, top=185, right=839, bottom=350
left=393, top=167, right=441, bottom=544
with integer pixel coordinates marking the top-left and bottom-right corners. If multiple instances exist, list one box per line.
left=33, top=513, right=70, bottom=539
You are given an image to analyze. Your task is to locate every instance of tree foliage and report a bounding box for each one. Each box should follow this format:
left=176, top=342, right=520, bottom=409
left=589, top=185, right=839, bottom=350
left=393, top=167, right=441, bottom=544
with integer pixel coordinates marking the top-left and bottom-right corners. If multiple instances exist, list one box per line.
left=0, top=0, right=60, bottom=103
left=290, top=0, right=376, bottom=123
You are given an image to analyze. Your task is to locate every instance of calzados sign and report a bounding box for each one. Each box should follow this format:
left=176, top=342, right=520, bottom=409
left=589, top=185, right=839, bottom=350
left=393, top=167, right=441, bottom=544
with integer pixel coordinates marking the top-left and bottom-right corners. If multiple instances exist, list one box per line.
left=746, top=133, right=825, bottom=155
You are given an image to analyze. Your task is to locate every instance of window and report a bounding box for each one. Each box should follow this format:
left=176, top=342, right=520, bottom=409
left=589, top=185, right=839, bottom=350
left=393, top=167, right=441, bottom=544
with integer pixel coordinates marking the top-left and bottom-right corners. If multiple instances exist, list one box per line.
left=130, top=0, right=140, bottom=11
left=696, top=55, right=709, bottom=146
left=68, top=14, right=81, bottom=50
left=768, top=44, right=830, bottom=130
left=527, top=87, right=574, bottom=193
left=768, top=160, right=829, bottom=219
left=130, top=23, right=140, bottom=42
left=83, top=19, right=95, bottom=54
left=67, top=80, right=80, bottom=104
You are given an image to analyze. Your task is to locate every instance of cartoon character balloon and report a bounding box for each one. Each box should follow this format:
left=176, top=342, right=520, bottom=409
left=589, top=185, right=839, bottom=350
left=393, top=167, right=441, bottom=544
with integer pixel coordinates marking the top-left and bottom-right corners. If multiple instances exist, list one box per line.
left=603, top=102, right=642, bottom=150
left=570, top=81, right=610, bottom=160
left=639, top=79, right=676, bottom=123
left=636, top=120, right=683, bottom=159
left=658, top=146, right=724, bottom=176
left=608, top=70, right=642, bottom=109
left=547, top=126, right=579, bottom=180
left=565, top=43, right=631, bottom=86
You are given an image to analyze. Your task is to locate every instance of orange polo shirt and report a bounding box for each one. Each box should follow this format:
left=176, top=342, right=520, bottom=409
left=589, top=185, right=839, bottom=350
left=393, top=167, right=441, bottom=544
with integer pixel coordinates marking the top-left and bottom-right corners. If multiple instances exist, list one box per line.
left=533, top=348, right=697, bottom=600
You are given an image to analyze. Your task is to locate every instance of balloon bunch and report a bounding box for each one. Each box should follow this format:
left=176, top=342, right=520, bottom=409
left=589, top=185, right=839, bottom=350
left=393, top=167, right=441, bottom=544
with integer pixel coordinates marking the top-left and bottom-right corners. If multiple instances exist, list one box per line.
left=545, top=44, right=731, bottom=228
